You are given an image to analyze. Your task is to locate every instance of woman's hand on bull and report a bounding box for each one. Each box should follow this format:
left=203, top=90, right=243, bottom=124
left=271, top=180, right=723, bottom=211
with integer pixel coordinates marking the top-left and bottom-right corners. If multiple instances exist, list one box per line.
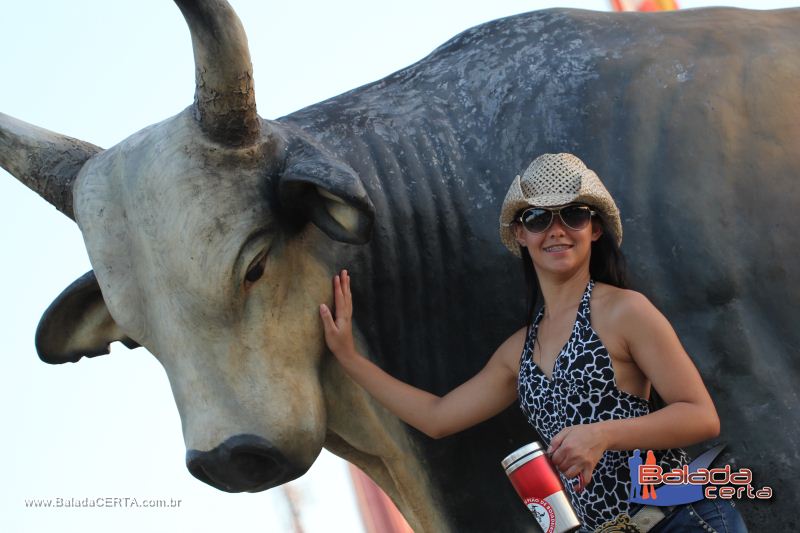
left=547, top=423, right=609, bottom=493
left=320, top=269, right=357, bottom=360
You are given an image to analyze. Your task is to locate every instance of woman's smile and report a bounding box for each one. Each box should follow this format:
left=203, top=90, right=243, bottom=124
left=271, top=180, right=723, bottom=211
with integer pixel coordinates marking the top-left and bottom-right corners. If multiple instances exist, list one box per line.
left=543, top=244, right=574, bottom=253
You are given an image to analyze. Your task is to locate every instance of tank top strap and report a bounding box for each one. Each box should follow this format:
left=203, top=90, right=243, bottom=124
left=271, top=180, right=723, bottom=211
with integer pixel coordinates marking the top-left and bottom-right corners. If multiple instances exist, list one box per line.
left=523, top=282, right=592, bottom=360
left=578, top=279, right=595, bottom=323
left=520, top=306, right=545, bottom=368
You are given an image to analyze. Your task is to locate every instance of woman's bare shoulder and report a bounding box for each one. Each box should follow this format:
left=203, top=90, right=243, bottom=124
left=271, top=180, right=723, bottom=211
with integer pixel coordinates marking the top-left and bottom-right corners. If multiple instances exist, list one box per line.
left=593, top=283, right=671, bottom=340
left=505, top=325, right=529, bottom=348
left=489, top=325, right=528, bottom=372
left=592, top=283, right=655, bottom=318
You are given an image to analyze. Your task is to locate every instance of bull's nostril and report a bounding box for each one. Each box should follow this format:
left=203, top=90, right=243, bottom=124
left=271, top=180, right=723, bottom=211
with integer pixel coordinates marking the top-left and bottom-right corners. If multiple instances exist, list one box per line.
left=186, top=434, right=303, bottom=493
left=230, top=449, right=281, bottom=485
left=186, top=456, right=214, bottom=486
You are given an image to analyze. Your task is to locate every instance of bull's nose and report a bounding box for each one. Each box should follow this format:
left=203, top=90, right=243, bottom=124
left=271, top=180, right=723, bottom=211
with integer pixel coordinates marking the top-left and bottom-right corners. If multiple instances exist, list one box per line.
left=186, top=434, right=304, bottom=493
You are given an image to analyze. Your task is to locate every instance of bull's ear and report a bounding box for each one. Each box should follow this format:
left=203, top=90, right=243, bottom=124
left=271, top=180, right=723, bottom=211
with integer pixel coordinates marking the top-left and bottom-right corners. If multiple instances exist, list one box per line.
left=279, top=155, right=374, bottom=245
left=35, top=271, right=140, bottom=364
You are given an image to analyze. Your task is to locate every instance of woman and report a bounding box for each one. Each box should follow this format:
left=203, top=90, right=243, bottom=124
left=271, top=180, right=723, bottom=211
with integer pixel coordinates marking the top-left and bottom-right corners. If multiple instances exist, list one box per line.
left=319, top=153, right=746, bottom=532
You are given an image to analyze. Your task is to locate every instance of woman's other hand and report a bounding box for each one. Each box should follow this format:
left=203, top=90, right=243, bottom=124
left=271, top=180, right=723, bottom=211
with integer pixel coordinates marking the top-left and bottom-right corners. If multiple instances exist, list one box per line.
left=320, top=269, right=357, bottom=360
left=548, top=423, right=609, bottom=493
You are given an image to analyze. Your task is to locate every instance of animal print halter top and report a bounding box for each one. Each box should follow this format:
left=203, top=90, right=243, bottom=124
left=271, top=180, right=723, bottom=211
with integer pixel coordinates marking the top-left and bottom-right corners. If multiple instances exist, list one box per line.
left=517, top=279, right=689, bottom=532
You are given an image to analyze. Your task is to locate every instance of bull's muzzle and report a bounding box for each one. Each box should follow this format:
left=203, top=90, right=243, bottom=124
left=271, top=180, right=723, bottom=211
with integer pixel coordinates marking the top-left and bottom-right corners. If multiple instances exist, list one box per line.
left=186, top=434, right=303, bottom=492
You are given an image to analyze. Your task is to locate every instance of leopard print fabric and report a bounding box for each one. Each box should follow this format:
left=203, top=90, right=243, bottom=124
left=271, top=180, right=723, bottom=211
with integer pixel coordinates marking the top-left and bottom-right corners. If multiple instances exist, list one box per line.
left=518, top=279, right=689, bottom=532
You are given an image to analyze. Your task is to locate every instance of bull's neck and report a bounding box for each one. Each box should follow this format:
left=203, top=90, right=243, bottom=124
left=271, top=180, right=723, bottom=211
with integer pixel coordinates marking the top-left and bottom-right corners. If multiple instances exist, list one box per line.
left=320, top=347, right=452, bottom=533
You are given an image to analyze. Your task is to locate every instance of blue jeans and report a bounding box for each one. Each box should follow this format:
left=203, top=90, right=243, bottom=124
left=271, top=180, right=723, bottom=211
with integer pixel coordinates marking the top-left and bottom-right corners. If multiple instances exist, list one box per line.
left=650, top=499, right=748, bottom=533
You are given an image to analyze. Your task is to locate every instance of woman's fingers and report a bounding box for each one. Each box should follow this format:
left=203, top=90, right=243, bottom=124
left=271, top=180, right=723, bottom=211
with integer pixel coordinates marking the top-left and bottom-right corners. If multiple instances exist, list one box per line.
left=319, top=304, right=337, bottom=334
left=335, top=269, right=352, bottom=318
left=333, top=274, right=344, bottom=313
left=320, top=270, right=358, bottom=359
left=326, top=269, right=354, bottom=330
left=579, top=468, right=592, bottom=491
left=556, top=460, right=592, bottom=494
left=547, top=427, right=570, bottom=457
left=568, top=472, right=584, bottom=494
left=345, top=270, right=353, bottom=315
left=571, top=469, right=592, bottom=494
left=549, top=444, right=568, bottom=468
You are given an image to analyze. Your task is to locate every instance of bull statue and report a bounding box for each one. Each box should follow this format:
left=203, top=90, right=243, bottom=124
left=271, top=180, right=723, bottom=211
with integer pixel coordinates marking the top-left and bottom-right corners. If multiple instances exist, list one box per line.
left=1, top=0, right=797, bottom=530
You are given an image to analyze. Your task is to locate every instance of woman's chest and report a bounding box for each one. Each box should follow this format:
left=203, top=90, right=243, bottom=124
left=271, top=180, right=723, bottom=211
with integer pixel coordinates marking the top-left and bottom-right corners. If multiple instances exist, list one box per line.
left=519, top=336, right=650, bottom=434
left=522, top=322, right=649, bottom=404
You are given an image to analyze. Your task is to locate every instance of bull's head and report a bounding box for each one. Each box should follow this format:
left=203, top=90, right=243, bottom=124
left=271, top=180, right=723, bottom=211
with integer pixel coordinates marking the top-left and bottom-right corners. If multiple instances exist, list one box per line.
left=0, top=0, right=374, bottom=493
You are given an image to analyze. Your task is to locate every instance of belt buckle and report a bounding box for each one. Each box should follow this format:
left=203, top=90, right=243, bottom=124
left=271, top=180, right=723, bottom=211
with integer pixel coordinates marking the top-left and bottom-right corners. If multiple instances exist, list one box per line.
left=595, top=505, right=671, bottom=533
left=629, top=505, right=668, bottom=532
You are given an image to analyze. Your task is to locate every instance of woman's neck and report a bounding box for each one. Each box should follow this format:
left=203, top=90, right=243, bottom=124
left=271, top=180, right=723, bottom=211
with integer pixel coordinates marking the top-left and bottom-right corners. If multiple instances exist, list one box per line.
left=538, top=269, right=591, bottom=320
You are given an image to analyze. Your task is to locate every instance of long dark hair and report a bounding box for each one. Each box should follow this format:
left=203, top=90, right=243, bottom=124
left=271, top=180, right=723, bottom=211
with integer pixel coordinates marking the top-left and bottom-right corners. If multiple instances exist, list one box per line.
left=520, top=217, right=628, bottom=327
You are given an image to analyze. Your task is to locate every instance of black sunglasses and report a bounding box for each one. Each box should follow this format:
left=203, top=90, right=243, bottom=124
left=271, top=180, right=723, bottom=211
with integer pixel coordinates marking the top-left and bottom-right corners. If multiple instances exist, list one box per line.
left=517, top=205, right=595, bottom=233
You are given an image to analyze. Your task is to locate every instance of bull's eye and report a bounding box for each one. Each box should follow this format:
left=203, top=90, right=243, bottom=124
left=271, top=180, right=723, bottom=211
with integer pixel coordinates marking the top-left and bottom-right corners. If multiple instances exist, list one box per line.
left=245, top=252, right=268, bottom=285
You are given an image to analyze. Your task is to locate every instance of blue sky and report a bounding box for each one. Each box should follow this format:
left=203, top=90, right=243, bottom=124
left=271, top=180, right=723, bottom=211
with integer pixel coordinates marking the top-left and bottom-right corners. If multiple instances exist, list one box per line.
left=1, top=1, right=796, bottom=532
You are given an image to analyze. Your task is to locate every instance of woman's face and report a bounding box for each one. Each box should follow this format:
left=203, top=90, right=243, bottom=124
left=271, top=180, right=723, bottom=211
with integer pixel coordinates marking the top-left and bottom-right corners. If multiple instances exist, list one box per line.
left=513, top=204, right=603, bottom=276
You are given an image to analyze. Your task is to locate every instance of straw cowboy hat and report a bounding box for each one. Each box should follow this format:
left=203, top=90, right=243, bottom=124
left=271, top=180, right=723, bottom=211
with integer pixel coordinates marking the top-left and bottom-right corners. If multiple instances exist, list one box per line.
left=498, top=153, right=622, bottom=257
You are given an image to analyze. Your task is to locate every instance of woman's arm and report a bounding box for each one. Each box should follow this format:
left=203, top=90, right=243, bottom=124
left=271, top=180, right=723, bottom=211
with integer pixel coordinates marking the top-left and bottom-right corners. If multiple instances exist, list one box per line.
left=319, top=269, right=521, bottom=439
left=549, top=289, right=720, bottom=489
left=595, top=290, right=720, bottom=448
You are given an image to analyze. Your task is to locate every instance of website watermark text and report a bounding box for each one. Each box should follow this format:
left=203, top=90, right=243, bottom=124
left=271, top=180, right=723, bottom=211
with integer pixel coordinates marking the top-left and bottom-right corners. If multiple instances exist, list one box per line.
left=24, top=496, right=182, bottom=509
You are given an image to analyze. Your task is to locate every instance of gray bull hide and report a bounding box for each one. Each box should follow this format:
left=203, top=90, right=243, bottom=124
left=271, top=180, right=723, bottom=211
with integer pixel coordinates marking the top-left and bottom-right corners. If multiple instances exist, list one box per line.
left=1, top=1, right=797, bottom=531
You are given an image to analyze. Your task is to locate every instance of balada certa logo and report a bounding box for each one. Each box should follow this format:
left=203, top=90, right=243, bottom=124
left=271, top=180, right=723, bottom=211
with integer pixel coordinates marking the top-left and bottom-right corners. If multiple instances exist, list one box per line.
left=628, top=444, right=772, bottom=505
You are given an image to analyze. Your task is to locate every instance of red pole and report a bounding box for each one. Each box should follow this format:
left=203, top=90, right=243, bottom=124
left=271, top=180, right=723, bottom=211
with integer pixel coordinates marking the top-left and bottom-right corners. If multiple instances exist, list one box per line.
left=349, top=464, right=414, bottom=533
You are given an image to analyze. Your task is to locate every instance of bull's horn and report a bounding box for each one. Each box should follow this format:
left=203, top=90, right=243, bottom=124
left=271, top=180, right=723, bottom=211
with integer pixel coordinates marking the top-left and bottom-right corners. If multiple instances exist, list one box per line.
left=175, top=0, right=260, bottom=147
left=0, top=112, right=102, bottom=220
